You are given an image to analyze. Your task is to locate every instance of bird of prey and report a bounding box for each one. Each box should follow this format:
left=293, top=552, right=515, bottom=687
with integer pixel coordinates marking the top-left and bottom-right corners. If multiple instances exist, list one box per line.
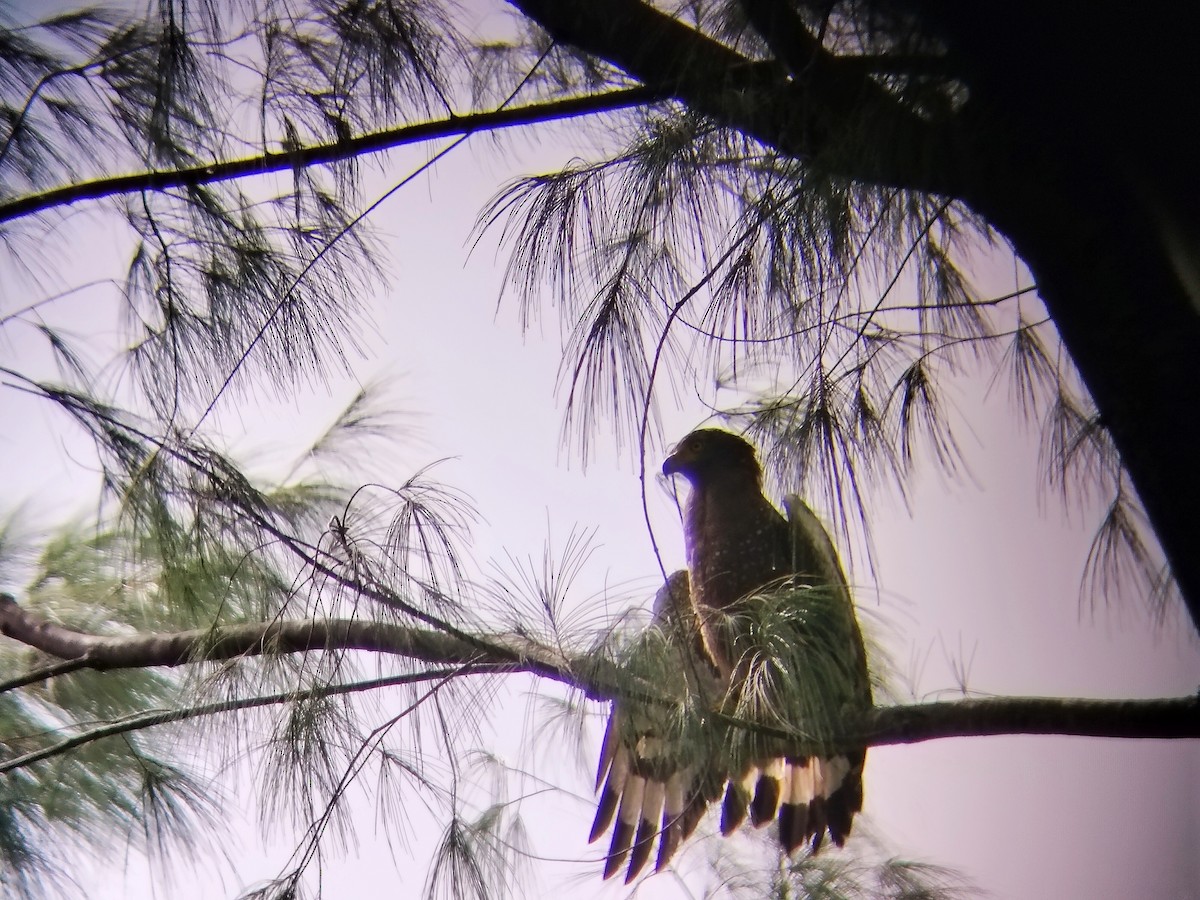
left=590, top=428, right=872, bottom=882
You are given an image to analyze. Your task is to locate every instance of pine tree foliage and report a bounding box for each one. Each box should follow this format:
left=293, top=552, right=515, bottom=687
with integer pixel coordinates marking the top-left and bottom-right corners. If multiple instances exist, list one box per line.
left=0, top=2, right=1194, bottom=899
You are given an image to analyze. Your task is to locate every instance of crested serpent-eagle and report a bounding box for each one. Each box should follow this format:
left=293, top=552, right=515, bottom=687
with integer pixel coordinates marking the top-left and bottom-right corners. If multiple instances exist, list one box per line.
left=590, top=429, right=872, bottom=882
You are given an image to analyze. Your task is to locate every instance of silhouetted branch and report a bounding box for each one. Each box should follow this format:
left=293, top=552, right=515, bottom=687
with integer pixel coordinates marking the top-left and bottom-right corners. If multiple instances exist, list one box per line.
left=3, top=594, right=1197, bottom=758
left=0, top=592, right=575, bottom=683
left=0, top=87, right=660, bottom=225
left=509, top=0, right=956, bottom=194
left=0, top=668, right=471, bottom=775
left=857, top=693, right=1200, bottom=745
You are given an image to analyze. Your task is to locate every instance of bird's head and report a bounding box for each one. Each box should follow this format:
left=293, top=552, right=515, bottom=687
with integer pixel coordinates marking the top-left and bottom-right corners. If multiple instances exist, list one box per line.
left=662, top=428, right=763, bottom=486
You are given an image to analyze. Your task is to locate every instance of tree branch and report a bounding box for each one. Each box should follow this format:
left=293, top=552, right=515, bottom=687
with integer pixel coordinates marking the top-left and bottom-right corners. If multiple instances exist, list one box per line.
left=3, top=594, right=1197, bottom=758
left=0, top=593, right=578, bottom=686
left=0, top=667, right=473, bottom=776
left=508, top=0, right=959, bottom=194
left=0, top=655, right=90, bottom=694
left=0, top=87, right=660, bottom=226
left=859, top=693, right=1200, bottom=746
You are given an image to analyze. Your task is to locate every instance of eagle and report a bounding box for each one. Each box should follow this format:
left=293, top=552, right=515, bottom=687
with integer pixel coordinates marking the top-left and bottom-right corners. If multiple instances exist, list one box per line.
left=590, top=428, right=872, bottom=882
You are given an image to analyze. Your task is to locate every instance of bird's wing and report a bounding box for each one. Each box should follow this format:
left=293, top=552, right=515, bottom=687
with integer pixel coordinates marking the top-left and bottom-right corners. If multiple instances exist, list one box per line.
left=784, top=496, right=851, bottom=597
left=717, top=497, right=871, bottom=853
left=783, top=494, right=871, bottom=707
left=782, top=495, right=870, bottom=849
left=590, top=570, right=723, bottom=882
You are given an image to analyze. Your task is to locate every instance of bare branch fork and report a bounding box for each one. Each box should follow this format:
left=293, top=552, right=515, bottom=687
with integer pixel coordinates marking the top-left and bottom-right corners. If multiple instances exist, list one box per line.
left=3, top=594, right=1196, bottom=757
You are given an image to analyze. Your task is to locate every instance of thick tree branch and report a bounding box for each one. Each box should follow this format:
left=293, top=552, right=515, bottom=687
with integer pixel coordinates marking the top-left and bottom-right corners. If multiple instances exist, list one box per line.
left=739, top=0, right=825, bottom=78
left=508, top=0, right=961, bottom=195
left=859, top=693, right=1200, bottom=746
left=0, top=592, right=577, bottom=685
left=2, top=595, right=1197, bottom=757
left=0, top=87, right=660, bottom=226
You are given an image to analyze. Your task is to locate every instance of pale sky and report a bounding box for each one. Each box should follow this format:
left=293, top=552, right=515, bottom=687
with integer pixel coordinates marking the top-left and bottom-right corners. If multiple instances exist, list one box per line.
left=2, top=5, right=1198, bottom=899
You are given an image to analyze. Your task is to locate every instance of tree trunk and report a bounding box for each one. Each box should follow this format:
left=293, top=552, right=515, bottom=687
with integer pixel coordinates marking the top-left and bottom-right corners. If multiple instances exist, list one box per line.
left=909, top=0, right=1200, bottom=629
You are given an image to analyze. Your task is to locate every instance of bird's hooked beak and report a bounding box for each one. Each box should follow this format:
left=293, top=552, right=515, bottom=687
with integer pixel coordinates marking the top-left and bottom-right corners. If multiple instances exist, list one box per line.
left=662, top=443, right=690, bottom=477
left=662, top=453, right=680, bottom=477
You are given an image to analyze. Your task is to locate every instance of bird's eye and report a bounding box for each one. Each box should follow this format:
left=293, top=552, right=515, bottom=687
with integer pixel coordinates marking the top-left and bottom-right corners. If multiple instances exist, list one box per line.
left=687, top=438, right=703, bottom=452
